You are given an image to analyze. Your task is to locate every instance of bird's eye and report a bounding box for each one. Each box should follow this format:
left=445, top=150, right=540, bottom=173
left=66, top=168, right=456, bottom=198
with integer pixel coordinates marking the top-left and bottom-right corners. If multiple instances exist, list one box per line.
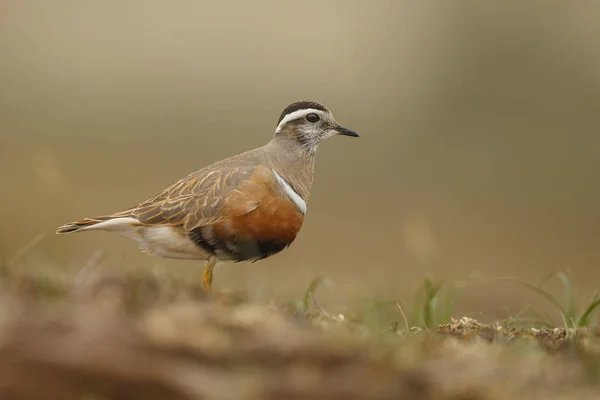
left=306, top=113, right=320, bottom=123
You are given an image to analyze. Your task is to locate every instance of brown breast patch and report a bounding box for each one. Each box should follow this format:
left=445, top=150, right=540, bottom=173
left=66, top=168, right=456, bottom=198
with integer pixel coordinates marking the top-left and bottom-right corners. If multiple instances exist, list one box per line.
left=189, top=166, right=305, bottom=261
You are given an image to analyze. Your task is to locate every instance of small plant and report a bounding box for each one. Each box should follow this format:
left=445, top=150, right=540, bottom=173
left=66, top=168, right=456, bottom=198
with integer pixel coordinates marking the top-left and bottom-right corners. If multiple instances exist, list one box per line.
left=351, top=276, right=464, bottom=333
left=284, top=276, right=331, bottom=316
left=408, top=276, right=464, bottom=329
left=301, top=276, right=328, bottom=314
left=496, top=271, right=600, bottom=329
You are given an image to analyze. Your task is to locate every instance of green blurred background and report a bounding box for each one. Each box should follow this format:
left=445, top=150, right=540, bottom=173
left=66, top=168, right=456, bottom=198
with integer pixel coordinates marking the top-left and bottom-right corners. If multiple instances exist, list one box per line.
left=1, top=1, right=599, bottom=313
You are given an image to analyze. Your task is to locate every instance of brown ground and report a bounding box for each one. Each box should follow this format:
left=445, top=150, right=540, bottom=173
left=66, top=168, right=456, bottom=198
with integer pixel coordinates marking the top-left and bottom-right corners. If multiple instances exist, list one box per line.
left=0, top=265, right=599, bottom=400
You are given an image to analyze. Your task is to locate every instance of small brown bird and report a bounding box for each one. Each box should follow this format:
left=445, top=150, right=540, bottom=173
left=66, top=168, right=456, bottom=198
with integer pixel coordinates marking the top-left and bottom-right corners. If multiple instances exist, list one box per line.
left=56, top=101, right=358, bottom=292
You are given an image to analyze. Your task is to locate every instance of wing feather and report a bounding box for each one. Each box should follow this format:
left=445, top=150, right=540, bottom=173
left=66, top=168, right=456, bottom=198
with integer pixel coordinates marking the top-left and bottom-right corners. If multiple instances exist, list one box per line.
left=119, top=165, right=257, bottom=230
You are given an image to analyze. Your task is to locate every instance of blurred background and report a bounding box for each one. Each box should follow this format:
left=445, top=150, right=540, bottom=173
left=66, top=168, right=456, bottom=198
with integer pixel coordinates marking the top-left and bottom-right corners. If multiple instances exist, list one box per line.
left=1, top=1, right=599, bottom=315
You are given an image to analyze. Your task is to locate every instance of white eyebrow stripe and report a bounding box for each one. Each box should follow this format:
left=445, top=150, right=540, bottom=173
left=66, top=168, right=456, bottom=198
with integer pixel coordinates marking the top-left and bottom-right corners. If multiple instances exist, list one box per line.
left=275, top=108, right=325, bottom=133
left=272, top=170, right=307, bottom=214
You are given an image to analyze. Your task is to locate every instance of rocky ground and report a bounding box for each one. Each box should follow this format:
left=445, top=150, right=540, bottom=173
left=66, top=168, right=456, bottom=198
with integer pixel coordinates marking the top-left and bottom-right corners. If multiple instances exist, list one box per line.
left=0, top=267, right=599, bottom=400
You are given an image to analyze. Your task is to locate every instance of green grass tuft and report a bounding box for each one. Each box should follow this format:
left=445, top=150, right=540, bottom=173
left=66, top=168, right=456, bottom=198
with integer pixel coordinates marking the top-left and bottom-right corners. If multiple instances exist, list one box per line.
left=495, top=272, right=600, bottom=328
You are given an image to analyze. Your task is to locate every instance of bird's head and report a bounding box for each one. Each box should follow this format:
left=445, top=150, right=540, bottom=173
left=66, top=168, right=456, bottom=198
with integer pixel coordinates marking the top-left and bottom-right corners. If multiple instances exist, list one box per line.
left=273, top=101, right=358, bottom=152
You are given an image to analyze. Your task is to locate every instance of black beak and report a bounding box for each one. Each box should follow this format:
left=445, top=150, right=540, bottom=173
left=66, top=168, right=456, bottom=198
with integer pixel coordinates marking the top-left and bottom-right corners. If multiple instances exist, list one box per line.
left=335, top=125, right=359, bottom=137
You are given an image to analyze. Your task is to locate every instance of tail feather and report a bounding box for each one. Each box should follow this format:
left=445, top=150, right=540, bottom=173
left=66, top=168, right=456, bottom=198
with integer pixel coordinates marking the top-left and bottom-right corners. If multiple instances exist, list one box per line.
left=56, top=216, right=116, bottom=234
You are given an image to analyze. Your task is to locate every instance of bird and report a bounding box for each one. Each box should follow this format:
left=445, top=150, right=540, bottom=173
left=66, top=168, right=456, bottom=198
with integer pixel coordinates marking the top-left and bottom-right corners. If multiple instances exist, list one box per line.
left=56, top=101, right=359, bottom=293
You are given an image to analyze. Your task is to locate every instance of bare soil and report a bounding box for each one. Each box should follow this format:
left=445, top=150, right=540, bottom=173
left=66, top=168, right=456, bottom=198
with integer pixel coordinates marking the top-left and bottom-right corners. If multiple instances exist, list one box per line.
left=0, top=268, right=599, bottom=400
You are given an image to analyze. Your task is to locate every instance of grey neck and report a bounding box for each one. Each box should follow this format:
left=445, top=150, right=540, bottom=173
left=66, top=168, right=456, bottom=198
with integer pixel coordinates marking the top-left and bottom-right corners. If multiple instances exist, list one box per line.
left=263, top=136, right=317, bottom=202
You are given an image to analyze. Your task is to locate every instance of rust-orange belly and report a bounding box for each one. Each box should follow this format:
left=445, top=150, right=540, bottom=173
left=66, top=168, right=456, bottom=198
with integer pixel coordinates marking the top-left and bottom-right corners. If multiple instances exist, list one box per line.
left=222, top=196, right=304, bottom=260
left=189, top=166, right=306, bottom=261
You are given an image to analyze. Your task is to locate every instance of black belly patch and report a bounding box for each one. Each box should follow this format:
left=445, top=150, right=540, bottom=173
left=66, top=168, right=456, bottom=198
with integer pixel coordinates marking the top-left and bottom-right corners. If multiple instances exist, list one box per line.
left=189, top=228, right=219, bottom=254
left=189, top=227, right=291, bottom=261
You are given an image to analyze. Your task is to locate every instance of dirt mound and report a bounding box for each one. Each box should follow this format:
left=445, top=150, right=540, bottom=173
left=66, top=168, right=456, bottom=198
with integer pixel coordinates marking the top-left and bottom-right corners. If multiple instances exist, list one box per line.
left=0, top=272, right=598, bottom=400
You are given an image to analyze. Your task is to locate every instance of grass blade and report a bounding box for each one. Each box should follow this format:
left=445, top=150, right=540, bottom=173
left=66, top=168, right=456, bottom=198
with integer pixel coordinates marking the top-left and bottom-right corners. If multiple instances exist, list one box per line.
left=576, top=299, right=600, bottom=327
left=556, top=272, right=576, bottom=322
left=302, top=276, right=327, bottom=313
left=494, top=277, right=567, bottom=316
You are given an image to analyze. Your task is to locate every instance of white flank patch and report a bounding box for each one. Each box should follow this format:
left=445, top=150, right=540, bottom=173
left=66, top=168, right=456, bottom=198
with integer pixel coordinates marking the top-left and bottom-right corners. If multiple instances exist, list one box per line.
left=275, top=108, right=326, bottom=133
left=272, top=170, right=307, bottom=214
left=81, top=217, right=208, bottom=260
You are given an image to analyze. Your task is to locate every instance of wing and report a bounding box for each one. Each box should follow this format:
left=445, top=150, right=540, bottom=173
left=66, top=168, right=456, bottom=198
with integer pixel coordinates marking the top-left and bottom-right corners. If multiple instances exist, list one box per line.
left=119, top=165, right=258, bottom=231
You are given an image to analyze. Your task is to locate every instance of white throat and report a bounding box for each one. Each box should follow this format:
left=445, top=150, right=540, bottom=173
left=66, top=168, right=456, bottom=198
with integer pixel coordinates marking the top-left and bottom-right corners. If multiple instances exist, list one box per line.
left=272, top=170, right=307, bottom=214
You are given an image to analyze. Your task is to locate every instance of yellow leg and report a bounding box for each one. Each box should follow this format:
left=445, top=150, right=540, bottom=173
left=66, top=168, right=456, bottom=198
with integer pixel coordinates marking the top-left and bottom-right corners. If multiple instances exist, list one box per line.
left=202, top=256, right=217, bottom=293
